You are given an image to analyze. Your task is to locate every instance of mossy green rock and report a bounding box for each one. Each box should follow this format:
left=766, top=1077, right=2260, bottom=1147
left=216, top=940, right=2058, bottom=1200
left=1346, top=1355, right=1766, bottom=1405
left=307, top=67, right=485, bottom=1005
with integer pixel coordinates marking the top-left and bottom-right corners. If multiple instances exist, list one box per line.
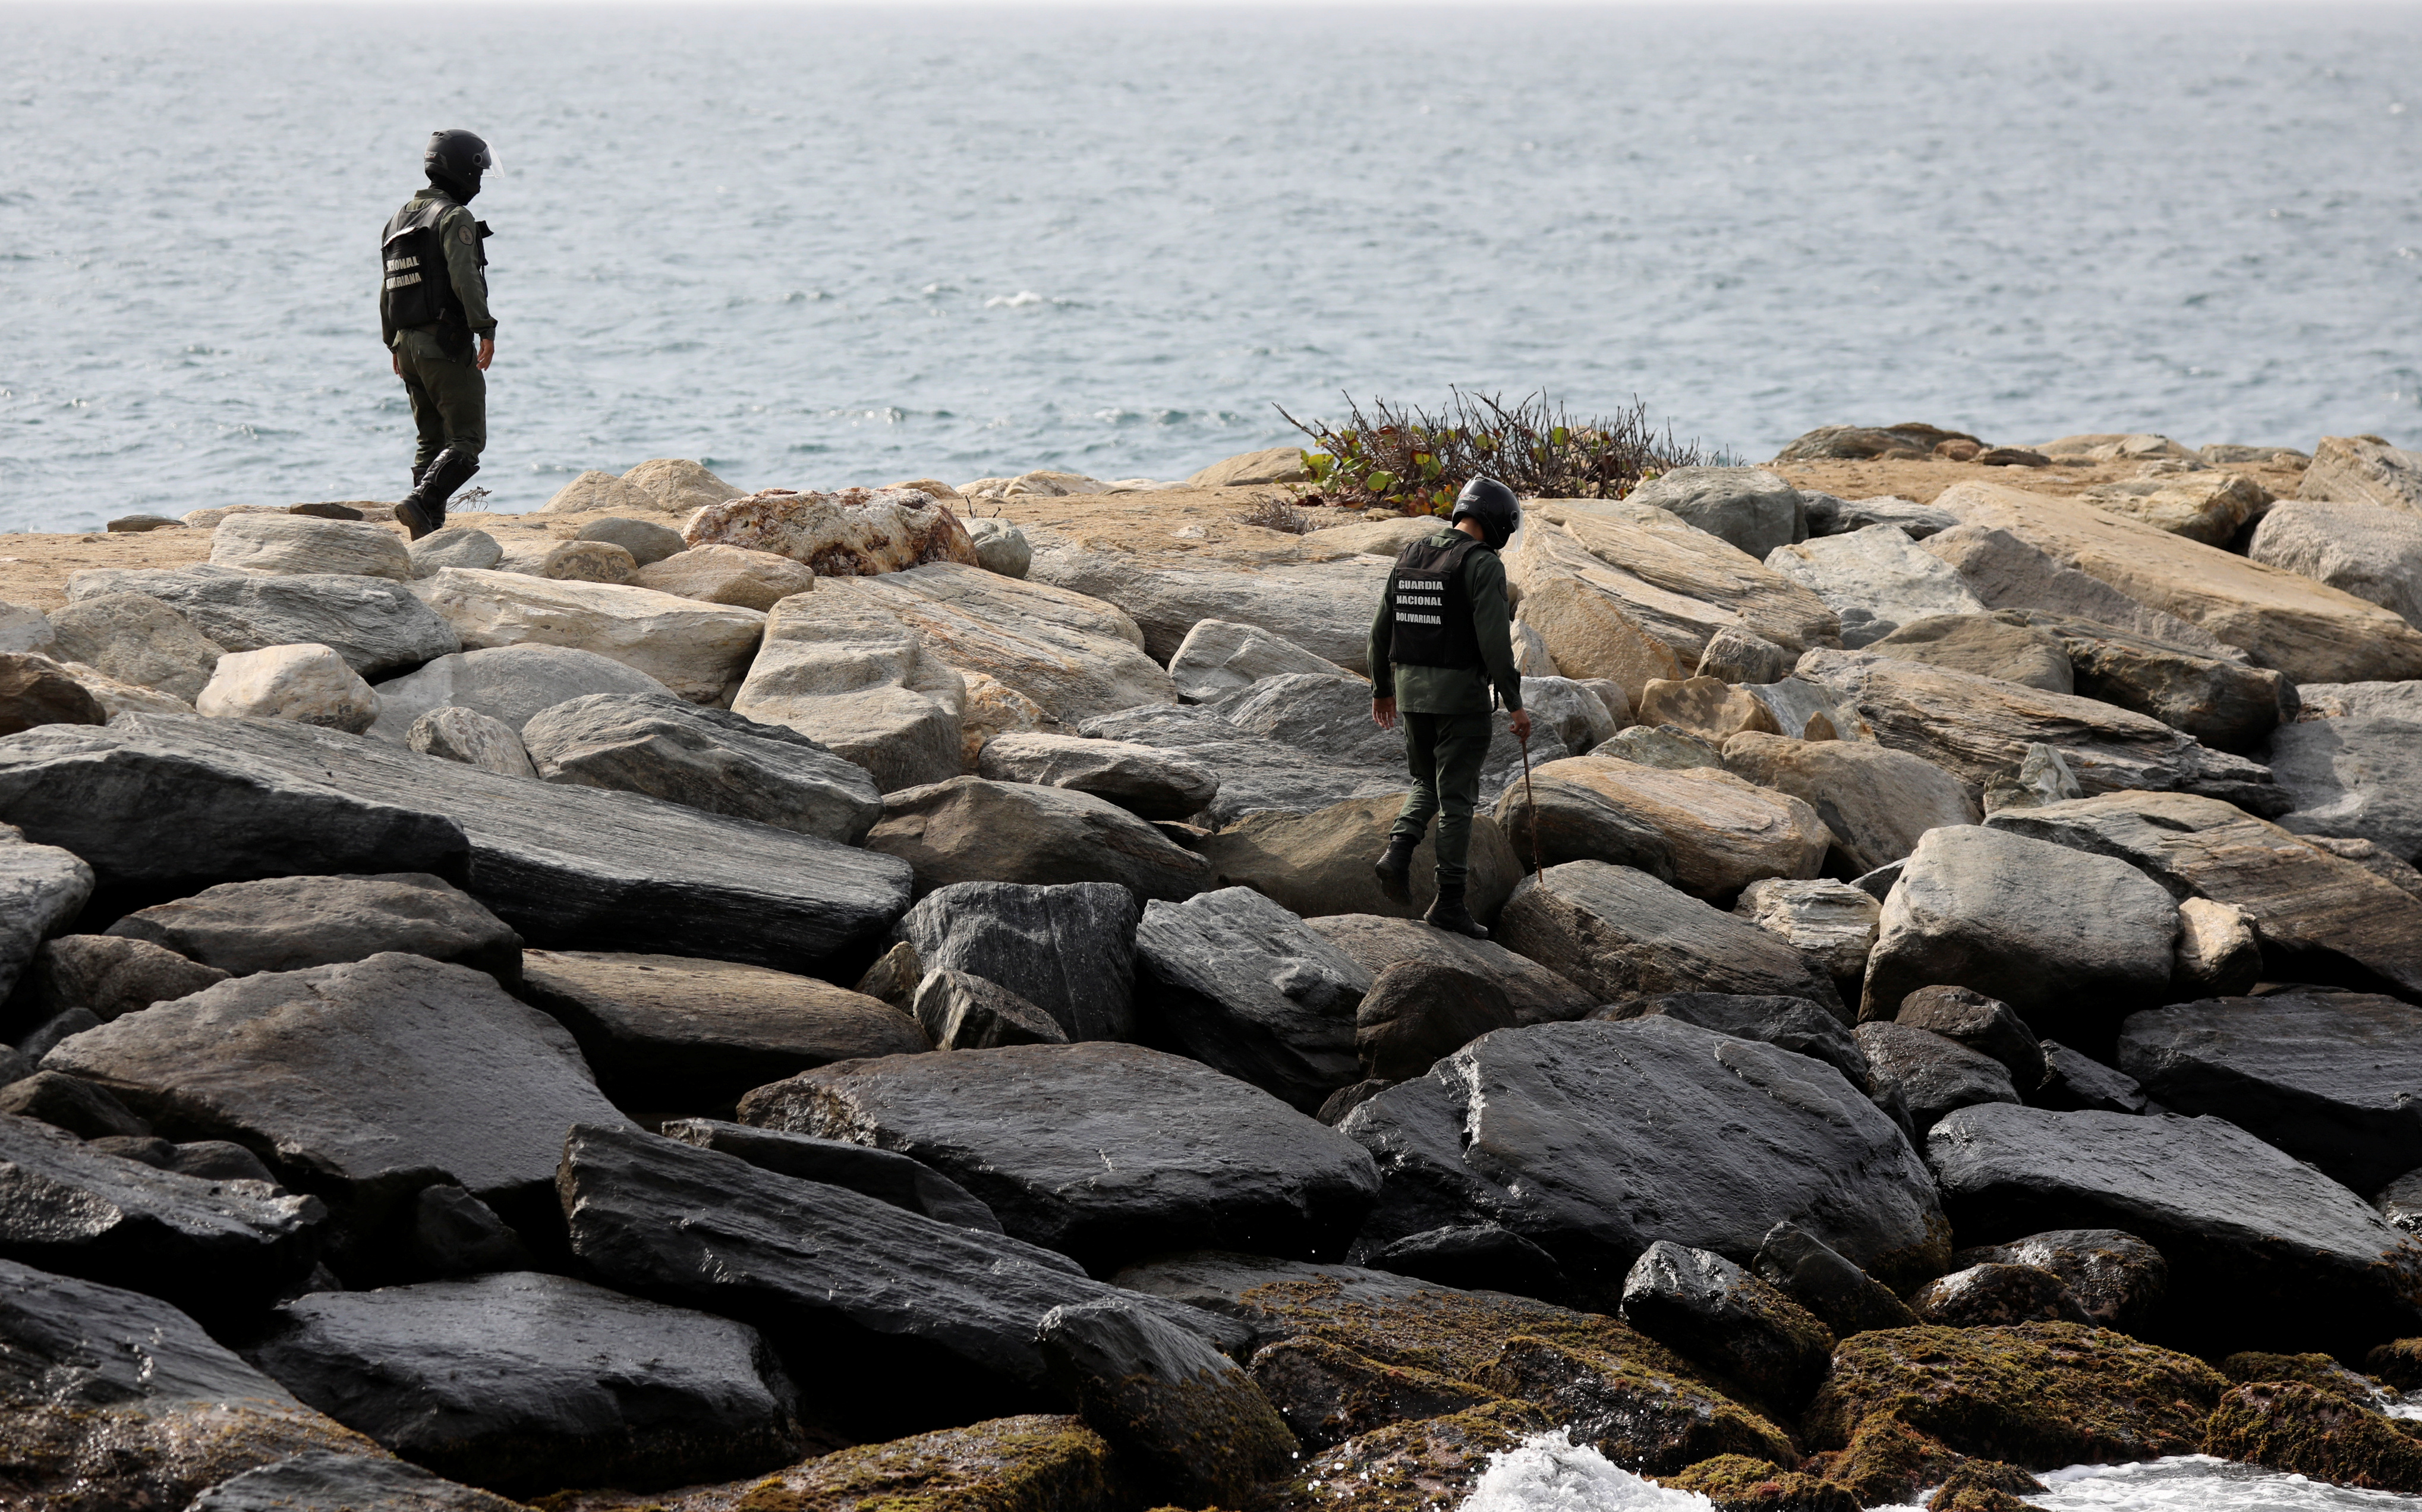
left=2219, top=1350, right=2379, bottom=1406
left=1805, top=1322, right=2225, bottom=1469
left=726, top=1415, right=1129, bottom=1511
left=1243, top=1400, right=1547, bottom=1512
left=2202, top=1381, right=2422, bottom=1494
left=1247, top=1334, right=1499, bottom=1450
left=1662, top=1454, right=1859, bottom=1509
left=2365, top=1337, right=2422, bottom=1392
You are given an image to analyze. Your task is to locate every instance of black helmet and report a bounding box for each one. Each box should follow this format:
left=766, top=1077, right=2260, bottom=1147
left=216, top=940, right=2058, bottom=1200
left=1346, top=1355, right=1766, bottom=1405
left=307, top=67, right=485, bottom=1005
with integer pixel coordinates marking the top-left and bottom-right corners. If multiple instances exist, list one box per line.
left=1450, top=476, right=1521, bottom=549
left=424, top=129, right=492, bottom=199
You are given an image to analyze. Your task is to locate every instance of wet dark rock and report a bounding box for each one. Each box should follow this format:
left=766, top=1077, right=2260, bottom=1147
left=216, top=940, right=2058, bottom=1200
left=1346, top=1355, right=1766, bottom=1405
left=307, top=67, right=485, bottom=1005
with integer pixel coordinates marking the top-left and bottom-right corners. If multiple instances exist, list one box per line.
left=1806, top=1321, right=2227, bottom=1470
left=187, top=1450, right=526, bottom=1512
left=515, top=949, right=927, bottom=1116
left=865, top=776, right=1214, bottom=903
left=1911, top=1262, right=2095, bottom=1327
left=1249, top=1401, right=1552, bottom=1512
left=15, top=1005, right=97, bottom=1061
left=555, top=1122, right=1251, bottom=1428
left=0, top=1258, right=377, bottom=1511
left=2217, top=1349, right=2379, bottom=1403
left=1493, top=861, right=1844, bottom=1015
left=0, top=1112, right=323, bottom=1317
left=1861, top=825, right=2179, bottom=1043
left=1619, top=1240, right=1835, bottom=1410
left=1113, top=1251, right=1796, bottom=1475
left=736, top=1041, right=1377, bottom=1271
left=1361, top=1223, right=1571, bottom=1301
left=1952, top=1229, right=2169, bottom=1332
left=520, top=691, right=884, bottom=845
left=2031, top=1040, right=2153, bottom=1114
left=2382, top=1168, right=2422, bottom=1234
left=1316, top=1077, right=1392, bottom=1126
left=247, top=1271, right=807, bottom=1495
left=1926, top=1102, right=2422, bottom=1351
left=1355, top=959, right=1523, bottom=1083
left=1895, top=985, right=2046, bottom=1089
left=912, top=968, right=1067, bottom=1049
left=1131, top=886, right=1371, bottom=1111
left=1306, top=913, right=1596, bottom=1026
left=24, top=932, right=229, bottom=1022
left=2116, top=991, right=2422, bottom=1193
left=64, top=565, right=459, bottom=677
left=1630, top=992, right=1872, bottom=1089
left=2367, top=1338, right=2422, bottom=1391
left=2202, top=1381, right=2422, bottom=1495
left=0, top=652, right=108, bottom=735
left=0, top=829, right=93, bottom=1006
left=852, top=937, right=919, bottom=1011
left=408, top=1184, right=536, bottom=1278
left=1338, top=1018, right=1949, bottom=1302
left=893, top=881, right=1138, bottom=1042
left=47, top=953, right=628, bottom=1273
left=660, top=1116, right=1001, bottom=1231
left=107, top=871, right=522, bottom=981
left=87, top=1135, right=279, bottom=1186
left=1856, top=1021, right=2021, bottom=1136
left=1037, top=1296, right=1297, bottom=1505
left=1752, top=1220, right=1921, bottom=1337
left=1246, top=1333, right=1499, bottom=1452
left=91, top=713, right=914, bottom=974
left=0, top=1068, right=150, bottom=1138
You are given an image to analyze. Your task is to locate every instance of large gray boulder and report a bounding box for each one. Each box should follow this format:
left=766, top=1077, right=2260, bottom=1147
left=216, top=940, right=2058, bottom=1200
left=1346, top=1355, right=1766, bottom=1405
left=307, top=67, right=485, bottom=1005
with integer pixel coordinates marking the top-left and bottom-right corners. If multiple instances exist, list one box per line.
left=367, top=643, right=676, bottom=743
left=246, top=1272, right=807, bottom=1495
left=0, top=1111, right=323, bottom=1316
left=1793, top=647, right=2281, bottom=814
left=1025, top=528, right=1393, bottom=670
left=519, top=691, right=883, bottom=845
left=1618, top=1240, right=1835, bottom=1410
left=24, top=932, right=228, bottom=1022
left=189, top=1451, right=522, bottom=1512
left=65, top=565, right=459, bottom=678
left=1866, top=613, right=2074, bottom=693
left=975, top=731, right=1219, bottom=821
left=2263, top=716, right=2422, bottom=862
left=1082, top=701, right=1403, bottom=825
left=88, top=713, right=912, bottom=972
left=738, top=1041, right=1378, bottom=1271
left=46, top=591, right=225, bottom=701
left=210, top=514, right=414, bottom=581
left=1339, top=1017, right=1949, bottom=1300
left=1802, top=492, right=1960, bottom=540
left=1719, top=730, right=1975, bottom=875
left=1853, top=1020, right=2020, bottom=1135
left=0, top=723, right=468, bottom=893
left=2297, top=434, right=2422, bottom=512
left=660, top=1117, right=1000, bottom=1231
left=2116, top=992, right=2422, bottom=1194
left=1926, top=1102, right=2422, bottom=1352
left=517, top=949, right=927, bottom=1114
left=0, top=1259, right=380, bottom=1512
left=1305, top=914, right=1596, bottom=1029
left=105, top=871, right=520, bottom=979
left=1987, top=790, right=2422, bottom=1001
left=1131, top=887, right=1373, bottom=1111
left=45, top=953, right=629, bottom=1265
left=1493, top=754, right=1831, bottom=899
left=1196, top=793, right=1527, bottom=927
left=408, top=525, right=505, bottom=577
left=1860, top=824, right=2178, bottom=1043
left=0, top=827, right=93, bottom=1004
left=2298, top=681, right=2422, bottom=722
left=730, top=588, right=966, bottom=792
left=1625, top=467, right=1806, bottom=560
left=866, top=777, right=1213, bottom=903
left=1631, top=992, right=1871, bottom=1090
left=412, top=568, right=767, bottom=704
left=1493, top=861, right=1844, bottom=1015
left=2009, top=610, right=2292, bottom=754
left=1167, top=618, right=1355, bottom=702
left=555, top=1122, right=1252, bottom=1423
left=1765, top=525, right=1987, bottom=647
left=892, top=881, right=1139, bottom=1042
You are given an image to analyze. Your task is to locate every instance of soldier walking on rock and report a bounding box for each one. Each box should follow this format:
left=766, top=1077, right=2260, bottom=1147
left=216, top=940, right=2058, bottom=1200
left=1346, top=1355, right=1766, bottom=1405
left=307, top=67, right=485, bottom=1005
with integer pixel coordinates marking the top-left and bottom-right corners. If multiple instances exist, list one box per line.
left=382, top=129, right=496, bottom=539
left=1369, top=477, right=1531, bottom=939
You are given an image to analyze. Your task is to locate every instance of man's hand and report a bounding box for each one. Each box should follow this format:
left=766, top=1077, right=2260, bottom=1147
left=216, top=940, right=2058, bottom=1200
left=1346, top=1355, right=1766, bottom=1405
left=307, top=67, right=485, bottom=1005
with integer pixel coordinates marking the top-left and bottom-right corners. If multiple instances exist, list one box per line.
left=1510, top=709, right=1533, bottom=742
left=477, top=336, right=495, bottom=372
left=1372, top=697, right=1397, bottom=731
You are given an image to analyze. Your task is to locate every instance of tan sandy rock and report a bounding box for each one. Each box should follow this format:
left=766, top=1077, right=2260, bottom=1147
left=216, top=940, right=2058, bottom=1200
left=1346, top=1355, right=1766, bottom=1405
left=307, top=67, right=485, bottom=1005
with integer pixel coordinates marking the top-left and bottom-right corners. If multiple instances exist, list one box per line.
left=1495, top=754, right=1832, bottom=899
left=730, top=590, right=966, bottom=791
left=683, top=487, right=979, bottom=577
left=630, top=544, right=817, bottom=611
left=47, top=591, right=223, bottom=701
left=196, top=643, right=379, bottom=732
left=620, top=458, right=740, bottom=514
left=540, top=539, right=638, bottom=585
left=210, top=514, right=413, bottom=581
left=2297, top=434, right=2422, bottom=514
left=412, top=568, right=766, bottom=703
left=1189, top=446, right=1312, bottom=487
left=1636, top=676, right=1784, bottom=741
left=2078, top=472, right=2269, bottom=546
left=1024, top=525, right=1393, bottom=671
left=958, top=671, right=1046, bottom=770
left=1514, top=575, right=1684, bottom=703
left=538, top=469, right=656, bottom=516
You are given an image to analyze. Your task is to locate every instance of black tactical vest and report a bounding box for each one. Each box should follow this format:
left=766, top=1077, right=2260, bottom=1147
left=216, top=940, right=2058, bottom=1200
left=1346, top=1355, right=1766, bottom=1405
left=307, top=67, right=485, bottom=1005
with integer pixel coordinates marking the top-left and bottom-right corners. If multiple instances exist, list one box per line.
left=1385, top=533, right=1488, bottom=669
left=380, top=197, right=486, bottom=332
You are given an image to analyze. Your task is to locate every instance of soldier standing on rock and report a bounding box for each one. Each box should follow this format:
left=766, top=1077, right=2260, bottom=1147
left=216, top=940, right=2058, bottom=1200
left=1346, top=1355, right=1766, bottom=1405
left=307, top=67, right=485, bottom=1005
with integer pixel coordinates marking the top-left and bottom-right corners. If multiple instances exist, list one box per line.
left=382, top=129, right=496, bottom=540
left=1369, top=477, right=1530, bottom=939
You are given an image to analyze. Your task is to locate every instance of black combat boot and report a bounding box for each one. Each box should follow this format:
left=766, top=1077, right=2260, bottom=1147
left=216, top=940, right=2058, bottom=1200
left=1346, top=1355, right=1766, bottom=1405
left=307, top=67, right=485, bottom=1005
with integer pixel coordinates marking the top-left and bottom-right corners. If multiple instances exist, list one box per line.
left=398, top=444, right=478, bottom=540
left=1423, top=881, right=1488, bottom=940
left=1372, top=834, right=1419, bottom=905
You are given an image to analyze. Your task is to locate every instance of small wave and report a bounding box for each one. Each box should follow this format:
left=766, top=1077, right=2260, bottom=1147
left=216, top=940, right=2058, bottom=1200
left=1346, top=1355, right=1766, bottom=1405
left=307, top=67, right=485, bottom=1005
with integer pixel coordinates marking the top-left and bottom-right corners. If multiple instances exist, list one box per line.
left=1459, top=1431, right=1714, bottom=1510
left=984, top=291, right=1047, bottom=308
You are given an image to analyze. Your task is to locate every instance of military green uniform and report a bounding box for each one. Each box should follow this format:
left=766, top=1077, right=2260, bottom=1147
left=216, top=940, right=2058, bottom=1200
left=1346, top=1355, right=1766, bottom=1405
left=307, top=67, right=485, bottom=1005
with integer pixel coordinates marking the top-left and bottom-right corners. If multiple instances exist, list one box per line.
left=1368, top=528, right=1525, bottom=887
left=382, top=186, right=493, bottom=475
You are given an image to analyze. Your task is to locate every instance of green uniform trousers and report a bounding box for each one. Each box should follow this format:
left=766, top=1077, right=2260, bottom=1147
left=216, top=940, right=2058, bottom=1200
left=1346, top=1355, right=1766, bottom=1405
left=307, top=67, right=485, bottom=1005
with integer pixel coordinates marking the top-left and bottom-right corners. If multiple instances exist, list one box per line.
left=395, top=332, right=486, bottom=475
left=1389, top=710, right=1494, bottom=888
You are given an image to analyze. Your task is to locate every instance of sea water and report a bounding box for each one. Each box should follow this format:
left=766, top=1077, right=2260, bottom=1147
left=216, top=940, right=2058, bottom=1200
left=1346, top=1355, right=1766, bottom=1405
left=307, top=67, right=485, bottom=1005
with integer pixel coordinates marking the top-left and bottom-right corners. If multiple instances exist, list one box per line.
left=4, top=4, right=2421, bottom=528
left=1457, top=1431, right=2422, bottom=1511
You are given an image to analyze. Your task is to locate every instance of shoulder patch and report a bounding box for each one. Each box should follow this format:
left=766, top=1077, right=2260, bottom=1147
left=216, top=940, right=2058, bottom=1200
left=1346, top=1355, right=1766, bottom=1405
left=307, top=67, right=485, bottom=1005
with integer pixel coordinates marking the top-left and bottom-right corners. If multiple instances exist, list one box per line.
left=456, top=224, right=476, bottom=245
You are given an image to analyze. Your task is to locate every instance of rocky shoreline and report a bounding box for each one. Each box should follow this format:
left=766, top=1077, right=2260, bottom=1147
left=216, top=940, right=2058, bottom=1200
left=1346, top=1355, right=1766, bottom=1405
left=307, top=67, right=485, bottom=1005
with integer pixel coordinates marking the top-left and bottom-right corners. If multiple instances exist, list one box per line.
left=2, top=427, right=2420, bottom=1511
